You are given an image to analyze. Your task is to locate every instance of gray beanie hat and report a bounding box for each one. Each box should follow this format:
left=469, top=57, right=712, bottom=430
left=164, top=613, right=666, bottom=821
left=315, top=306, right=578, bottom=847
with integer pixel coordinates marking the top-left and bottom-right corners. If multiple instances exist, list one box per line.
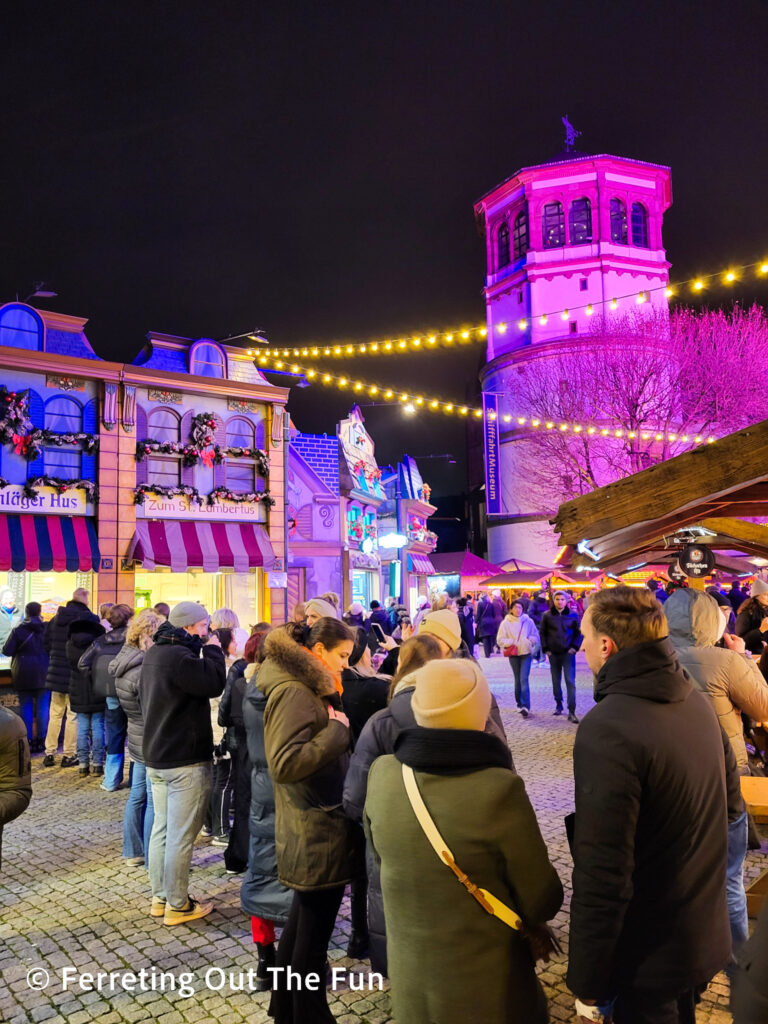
left=305, top=598, right=339, bottom=620
left=751, top=578, right=768, bottom=598
left=169, top=601, right=209, bottom=628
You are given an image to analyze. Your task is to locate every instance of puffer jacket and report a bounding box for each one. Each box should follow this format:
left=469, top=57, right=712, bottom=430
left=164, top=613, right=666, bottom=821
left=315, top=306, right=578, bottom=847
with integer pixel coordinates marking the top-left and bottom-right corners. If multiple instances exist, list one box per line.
left=2, top=617, right=48, bottom=691
left=110, top=644, right=146, bottom=763
left=496, top=613, right=540, bottom=656
left=219, top=658, right=248, bottom=752
left=44, top=600, right=99, bottom=693
left=0, top=707, right=32, bottom=869
left=343, top=677, right=513, bottom=977
left=257, top=628, right=358, bottom=891
left=78, top=626, right=128, bottom=700
left=241, top=662, right=293, bottom=924
left=665, top=588, right=768, bottom=772
left=66, top=620, right=107, bottom=714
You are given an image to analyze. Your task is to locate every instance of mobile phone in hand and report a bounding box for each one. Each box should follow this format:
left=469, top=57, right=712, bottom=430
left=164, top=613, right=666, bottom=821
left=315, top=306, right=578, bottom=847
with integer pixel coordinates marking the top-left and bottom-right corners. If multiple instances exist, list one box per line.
left=370, top=622, right=387, bottom=644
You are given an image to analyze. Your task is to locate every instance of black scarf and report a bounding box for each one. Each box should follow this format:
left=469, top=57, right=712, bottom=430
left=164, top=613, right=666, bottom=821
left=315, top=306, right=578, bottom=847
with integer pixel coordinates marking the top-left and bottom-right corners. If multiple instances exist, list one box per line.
left=153, top=620, right=204, bottom=654
left=394, top=727, right=513, bottom=775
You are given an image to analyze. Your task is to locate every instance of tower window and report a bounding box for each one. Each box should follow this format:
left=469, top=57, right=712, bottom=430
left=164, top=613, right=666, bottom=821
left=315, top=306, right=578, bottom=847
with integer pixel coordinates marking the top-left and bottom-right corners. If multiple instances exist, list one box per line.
left=496, top=222, right=510, bottom=269
left=542, top=202, right=565, bottom=249
left=512, top=209, right=528, bottom=259
left=569, top=321, right=578, bottom=334
left=610, top=199, right=628, bottom=244
left=569, top=198, right=592, bottom=245
left=517, top=290, right=523, bottom=304
left=579, top=279, right=588, bottom=292
left=631, top=203, right=649, bottom=248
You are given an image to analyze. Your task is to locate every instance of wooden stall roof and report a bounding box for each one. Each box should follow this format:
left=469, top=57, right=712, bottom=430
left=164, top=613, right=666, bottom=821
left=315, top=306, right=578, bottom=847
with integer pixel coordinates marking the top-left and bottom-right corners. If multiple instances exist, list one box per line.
left=552, top=418, right=768, bottom=572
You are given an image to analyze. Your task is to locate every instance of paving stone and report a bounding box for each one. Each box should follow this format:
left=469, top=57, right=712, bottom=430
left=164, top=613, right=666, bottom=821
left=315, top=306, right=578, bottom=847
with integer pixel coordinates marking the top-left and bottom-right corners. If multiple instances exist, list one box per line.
left=0, top=656, right=763, bottom=1024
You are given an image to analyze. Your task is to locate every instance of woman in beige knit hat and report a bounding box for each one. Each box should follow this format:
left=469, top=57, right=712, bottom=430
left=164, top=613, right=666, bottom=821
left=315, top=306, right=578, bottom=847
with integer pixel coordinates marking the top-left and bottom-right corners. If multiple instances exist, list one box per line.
left=365, top=659, right=562, bottom=1024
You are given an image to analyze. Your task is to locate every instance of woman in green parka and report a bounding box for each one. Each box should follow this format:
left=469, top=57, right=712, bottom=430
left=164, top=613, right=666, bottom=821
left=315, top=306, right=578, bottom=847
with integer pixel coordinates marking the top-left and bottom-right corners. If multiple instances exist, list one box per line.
left=364, top=658, right=563, bottom=1024
left=257, top=617, right=358, bottom=1024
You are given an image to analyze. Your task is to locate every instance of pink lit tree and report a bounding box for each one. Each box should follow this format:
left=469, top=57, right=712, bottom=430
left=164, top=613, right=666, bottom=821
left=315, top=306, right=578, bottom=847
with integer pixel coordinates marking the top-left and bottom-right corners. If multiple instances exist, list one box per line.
left=507, top=304, right=768, bottom=507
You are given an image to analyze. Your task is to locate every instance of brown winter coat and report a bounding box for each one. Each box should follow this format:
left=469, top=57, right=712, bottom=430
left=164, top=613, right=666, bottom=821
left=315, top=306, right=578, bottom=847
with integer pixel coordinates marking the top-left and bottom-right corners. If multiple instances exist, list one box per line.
left=257, top=628, right=357, bottom=891
left=665, top=588, right=768, bottom=772
left=364, top=727, right=563, bottom=1024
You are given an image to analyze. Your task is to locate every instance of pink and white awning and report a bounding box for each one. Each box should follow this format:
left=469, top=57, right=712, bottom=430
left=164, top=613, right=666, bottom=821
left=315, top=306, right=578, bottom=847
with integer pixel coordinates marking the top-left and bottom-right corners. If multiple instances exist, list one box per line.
left=408, top=552, right=436, bottom=575
left=127, top=520, right=276, bottom=572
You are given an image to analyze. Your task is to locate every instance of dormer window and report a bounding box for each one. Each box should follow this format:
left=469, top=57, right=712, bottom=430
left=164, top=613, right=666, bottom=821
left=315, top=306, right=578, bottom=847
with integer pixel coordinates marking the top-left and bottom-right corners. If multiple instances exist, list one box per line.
left=0, top=304, right=43, bottom=351
left=190, top=340, right=227, bottom=378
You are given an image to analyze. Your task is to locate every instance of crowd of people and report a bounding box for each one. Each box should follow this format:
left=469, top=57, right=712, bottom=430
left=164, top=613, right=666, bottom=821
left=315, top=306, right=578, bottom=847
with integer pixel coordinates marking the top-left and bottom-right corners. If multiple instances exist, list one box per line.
left=0, top=580, right=767, bottom=1023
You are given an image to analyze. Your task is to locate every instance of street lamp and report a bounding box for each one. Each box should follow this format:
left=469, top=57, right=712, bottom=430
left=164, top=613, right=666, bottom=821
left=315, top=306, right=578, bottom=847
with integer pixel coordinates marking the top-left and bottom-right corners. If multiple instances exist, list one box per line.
left=409, top=453, right=457, bottom=465
left=218, top=329, right=269, bottom=346
left=22, top=282, right=58, bottom=302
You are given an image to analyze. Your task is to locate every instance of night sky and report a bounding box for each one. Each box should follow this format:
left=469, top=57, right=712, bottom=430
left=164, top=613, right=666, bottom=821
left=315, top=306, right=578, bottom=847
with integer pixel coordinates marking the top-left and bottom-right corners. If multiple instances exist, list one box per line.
left=3, top=0, right=767, bottom=495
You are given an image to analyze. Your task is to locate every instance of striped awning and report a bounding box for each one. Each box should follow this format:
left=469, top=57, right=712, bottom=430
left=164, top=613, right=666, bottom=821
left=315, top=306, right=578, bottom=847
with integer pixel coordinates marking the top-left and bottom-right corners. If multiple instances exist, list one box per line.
left=0, top=515, right=100, bottom=572
left=127, top=520, right=276, bottom=572
left=408, top=552, right=436, bottom=575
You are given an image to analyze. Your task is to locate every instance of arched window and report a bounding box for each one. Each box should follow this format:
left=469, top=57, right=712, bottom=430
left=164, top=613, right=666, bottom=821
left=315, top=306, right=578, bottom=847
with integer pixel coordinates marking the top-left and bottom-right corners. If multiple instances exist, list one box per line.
left=0, top=304, right=43, bottom=351
left=44, top=396, right=82, bottom=433
left=147, top=408, right=181, bottom=443
left=226, top=417, right=256, bottom=448
left=43, top=397, right=83, bottom=478
left=610, top=198, right=628, bottom=244
left=190, top=340, right=227, bottom=378
left=542, top=202, right=565, bottom=249
left=512, top=209, right=528, bottom=259
left=631, top=203, right=649, bottom=247
left=569, top=198, right=592, bottom=245
left=496, top=222, right=510, bottom=269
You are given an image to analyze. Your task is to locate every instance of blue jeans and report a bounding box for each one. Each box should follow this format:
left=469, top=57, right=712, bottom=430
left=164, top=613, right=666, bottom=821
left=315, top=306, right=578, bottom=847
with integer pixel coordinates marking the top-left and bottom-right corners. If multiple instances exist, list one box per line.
left=104, top=697, right=127, bottom=789
left=147, top=762, right=213, bottom=909
left=727, top=810, right=749, bottom=953
left=122, top=761, right=155, bottom=860
left=17, top=691, right=51, bottom=745
left=508, top=655, right=532, bottom=710
left=549, top=653, right=576, bottom=712
left=76, top=711, right=105, bottom=767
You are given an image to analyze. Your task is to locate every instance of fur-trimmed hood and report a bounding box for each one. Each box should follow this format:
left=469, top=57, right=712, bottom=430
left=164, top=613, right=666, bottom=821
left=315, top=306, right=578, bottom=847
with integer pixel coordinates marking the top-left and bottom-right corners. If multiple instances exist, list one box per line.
left=257, top=627, right=337, bottom=700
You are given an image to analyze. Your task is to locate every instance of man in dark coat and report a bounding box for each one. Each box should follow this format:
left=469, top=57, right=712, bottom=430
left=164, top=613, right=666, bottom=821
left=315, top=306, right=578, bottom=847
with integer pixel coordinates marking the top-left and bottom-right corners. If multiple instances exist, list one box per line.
left=0, top=706, right=31, bottom=870
left=140, top=601, right=226, bottom=925
left=728, top=582, right=748, bottom=615
left=540, top=591, right=582, bottom=722
left=475, top=590, right=507, bottom=658
left=366, top=600, right=392, bottom=637
left=732, top=898, right=768, bottom=1021
left=569, top=586, right=731, bottom=1024
left=3, top=602, right=49, bottom=752
left=42, top=588, right=98, bottom=767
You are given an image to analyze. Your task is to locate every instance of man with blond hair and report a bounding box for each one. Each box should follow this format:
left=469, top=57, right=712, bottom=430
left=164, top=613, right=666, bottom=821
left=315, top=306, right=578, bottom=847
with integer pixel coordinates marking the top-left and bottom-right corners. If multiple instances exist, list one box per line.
left=569, top=586, right=731, bottom=1024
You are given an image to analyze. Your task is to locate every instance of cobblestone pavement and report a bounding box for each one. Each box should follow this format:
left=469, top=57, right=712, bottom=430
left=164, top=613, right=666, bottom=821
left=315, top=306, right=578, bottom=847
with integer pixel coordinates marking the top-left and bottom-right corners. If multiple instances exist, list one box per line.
left=1, top=656, right=765, bottom=1023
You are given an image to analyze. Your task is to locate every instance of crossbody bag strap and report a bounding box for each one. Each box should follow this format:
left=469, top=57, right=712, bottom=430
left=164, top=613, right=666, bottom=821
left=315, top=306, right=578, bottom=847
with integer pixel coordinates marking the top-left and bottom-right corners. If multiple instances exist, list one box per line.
left=401, top=763, right=522, bottom=930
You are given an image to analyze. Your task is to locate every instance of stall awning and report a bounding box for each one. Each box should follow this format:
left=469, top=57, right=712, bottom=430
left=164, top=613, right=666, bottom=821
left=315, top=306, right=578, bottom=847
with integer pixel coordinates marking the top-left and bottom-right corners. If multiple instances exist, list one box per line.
left=0, top=514, right=100, bottom=572
left=127, top=520, right=276, bottom=572
left=408, top=553, right=436, bottom=575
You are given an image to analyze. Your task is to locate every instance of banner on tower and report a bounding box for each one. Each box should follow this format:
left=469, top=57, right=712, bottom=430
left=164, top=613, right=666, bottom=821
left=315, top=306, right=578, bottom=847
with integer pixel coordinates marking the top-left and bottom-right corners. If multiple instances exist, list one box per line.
left=483, top=393, right=502, bottom=516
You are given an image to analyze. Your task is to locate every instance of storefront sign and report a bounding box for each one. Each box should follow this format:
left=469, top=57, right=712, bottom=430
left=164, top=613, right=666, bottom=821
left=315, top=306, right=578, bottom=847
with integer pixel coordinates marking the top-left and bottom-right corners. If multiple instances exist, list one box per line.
left=267, top=571, right=288, bottom=588
left=0, top=484, right=90, bottom=515
left=483, top=393, right=502, bottom=516
left=350, top=550, right=380, bottom=570
left=136, top=494, right=267, bottom=523
left=678, top=544, right=716, bottom=578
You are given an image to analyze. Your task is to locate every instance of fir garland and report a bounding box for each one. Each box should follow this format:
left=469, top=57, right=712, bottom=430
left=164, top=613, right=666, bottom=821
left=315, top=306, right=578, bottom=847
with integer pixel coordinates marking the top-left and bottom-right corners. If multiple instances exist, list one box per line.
left=23, top=476, right=99, bottom=500
left=135, top=438, right=269, bottom=474
left=207, top=486, right=276, bottom=508
left=133, top=484, right=275, bottom=508
left=0, top=386, right=32, bottom=443
left=133, top=484, right=204, bottom=506
left=0, top=386, right=99, bottom=460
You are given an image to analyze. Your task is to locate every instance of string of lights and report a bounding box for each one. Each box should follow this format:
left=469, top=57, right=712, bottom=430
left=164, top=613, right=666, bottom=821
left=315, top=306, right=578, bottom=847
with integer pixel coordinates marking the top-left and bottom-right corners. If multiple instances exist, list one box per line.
left=252, top=349, right=717, bottom=445
left=246, top=257, right=768, bottom=360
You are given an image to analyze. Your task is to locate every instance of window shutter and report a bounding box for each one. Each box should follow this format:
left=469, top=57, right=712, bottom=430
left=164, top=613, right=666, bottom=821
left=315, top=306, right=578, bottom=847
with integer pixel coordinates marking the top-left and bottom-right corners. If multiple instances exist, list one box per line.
left=26, top=389, right=45, bottom=478
left=81, top=398, right=98, bottom=480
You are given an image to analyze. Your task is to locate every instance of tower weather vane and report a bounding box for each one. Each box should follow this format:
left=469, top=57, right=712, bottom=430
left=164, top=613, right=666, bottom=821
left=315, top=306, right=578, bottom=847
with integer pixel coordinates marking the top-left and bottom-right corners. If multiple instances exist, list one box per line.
left=562, top=115, right=582, bottom=152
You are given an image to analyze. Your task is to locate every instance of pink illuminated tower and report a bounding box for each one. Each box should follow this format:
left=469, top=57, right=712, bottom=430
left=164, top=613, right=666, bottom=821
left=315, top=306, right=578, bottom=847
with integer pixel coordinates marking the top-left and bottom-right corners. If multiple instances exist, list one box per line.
left=474, top=142, right=672, bottom=564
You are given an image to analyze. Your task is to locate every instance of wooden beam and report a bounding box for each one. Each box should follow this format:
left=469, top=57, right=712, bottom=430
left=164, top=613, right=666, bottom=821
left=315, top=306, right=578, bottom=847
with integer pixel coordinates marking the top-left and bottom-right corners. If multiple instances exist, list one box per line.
left=554, top=419, right=768, bottom=545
